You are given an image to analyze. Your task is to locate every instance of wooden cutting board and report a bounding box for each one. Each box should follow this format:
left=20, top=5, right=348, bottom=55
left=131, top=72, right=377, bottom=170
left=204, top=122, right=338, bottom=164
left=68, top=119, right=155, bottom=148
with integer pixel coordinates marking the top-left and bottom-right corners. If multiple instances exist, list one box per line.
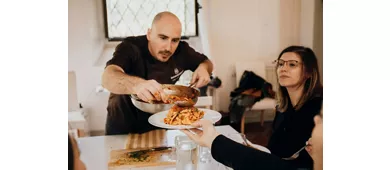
left=126, top=129, right=168, bottom=150
left=108, top=147, right=176, bottom=169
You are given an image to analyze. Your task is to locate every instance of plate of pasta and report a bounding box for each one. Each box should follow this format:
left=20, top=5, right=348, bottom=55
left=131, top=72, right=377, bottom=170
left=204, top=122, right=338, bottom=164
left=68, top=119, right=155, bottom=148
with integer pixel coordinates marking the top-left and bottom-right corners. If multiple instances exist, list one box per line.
left=148, top=105, right=222, bottom=129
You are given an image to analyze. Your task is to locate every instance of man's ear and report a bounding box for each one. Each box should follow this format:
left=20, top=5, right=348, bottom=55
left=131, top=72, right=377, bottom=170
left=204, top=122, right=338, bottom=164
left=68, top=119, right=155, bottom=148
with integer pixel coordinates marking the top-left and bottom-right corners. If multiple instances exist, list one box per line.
left=146, top=28, right=151, bottom=40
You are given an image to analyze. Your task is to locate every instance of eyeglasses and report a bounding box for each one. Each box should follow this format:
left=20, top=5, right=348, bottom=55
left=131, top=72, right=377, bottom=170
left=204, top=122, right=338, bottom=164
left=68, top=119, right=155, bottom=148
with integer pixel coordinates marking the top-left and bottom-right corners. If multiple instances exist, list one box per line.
left=273, top=59, right=302, bottom=69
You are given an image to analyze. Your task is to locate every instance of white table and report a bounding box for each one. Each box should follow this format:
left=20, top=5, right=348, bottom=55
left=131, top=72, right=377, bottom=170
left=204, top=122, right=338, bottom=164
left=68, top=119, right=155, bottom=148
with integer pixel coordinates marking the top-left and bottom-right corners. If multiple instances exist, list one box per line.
left=77, top=125, right=269, bottom=170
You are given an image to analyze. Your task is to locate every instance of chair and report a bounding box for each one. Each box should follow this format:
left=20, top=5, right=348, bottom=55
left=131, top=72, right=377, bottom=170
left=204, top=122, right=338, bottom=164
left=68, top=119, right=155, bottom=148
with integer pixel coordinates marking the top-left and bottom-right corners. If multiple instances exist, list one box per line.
left=235, top=61, right=277, bottom=133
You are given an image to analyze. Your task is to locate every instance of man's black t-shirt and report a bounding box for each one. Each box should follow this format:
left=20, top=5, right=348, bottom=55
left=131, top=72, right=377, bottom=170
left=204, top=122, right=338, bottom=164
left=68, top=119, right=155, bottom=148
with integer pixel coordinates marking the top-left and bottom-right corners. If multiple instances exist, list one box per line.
left=105, top=35, right=208, bottom=135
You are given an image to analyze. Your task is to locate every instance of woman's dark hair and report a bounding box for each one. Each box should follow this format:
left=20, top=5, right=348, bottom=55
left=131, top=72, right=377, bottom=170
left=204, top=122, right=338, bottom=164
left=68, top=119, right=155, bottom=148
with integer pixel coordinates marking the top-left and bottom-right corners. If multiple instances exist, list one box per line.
left=276, top=45, right=323, bottom=112
left=69, top=135, right=74, bottom=170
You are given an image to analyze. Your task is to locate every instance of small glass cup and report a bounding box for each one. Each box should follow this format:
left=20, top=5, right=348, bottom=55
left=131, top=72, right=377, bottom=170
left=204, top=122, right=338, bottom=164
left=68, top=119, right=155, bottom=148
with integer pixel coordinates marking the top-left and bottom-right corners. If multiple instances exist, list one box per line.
left=175, top=135, right=198, bottom=170
left=169, top=135, right=187, bottom=161
left=199, top=146, right=212, bottom=163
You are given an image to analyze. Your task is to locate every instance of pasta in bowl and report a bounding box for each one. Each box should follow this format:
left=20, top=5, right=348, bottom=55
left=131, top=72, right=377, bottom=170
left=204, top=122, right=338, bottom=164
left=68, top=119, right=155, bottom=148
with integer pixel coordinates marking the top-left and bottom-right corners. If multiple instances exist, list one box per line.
left=163, top=105, right=205, bottom=125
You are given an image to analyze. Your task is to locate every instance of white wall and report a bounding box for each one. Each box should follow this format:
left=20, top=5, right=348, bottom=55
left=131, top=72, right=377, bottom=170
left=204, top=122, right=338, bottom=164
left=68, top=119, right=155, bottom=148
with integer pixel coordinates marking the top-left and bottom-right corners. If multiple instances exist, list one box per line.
left=313, top=0, right=323, bottom=83
left=209, top=0, right=280, bottom=111
left=300, top=0, right=315, bottom=47
left=300, top=0, right=323, bottom=83
left=68, top=0, right=107, bottom=131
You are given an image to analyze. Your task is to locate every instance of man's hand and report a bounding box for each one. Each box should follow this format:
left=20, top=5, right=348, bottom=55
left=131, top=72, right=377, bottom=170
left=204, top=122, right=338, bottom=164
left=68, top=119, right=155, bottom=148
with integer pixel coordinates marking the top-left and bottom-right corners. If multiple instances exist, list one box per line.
left=133, top=79, right=166, bottom=102
left=191, top=64, right=211, bottom=88
left=181, top=120, right=220, bottom=149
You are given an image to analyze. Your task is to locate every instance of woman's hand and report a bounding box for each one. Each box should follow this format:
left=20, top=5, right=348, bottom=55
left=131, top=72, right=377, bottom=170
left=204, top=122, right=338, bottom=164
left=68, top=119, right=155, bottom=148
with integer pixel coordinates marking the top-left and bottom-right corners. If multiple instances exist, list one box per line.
left=305, top=138, right=313, bottom=158
left=181, top=120, right=221, bottom=149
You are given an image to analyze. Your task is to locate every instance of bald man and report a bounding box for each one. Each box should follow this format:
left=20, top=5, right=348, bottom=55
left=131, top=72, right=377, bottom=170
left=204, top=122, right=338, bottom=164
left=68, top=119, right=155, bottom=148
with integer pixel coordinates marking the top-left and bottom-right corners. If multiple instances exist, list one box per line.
left=102, top=12, right=213, bottom=135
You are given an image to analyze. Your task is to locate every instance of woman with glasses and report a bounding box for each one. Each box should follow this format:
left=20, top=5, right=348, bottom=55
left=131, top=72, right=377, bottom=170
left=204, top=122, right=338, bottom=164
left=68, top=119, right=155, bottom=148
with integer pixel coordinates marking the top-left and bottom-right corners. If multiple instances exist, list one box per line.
left=181, top=45, right=323, bottom=170
left=268, top=45, right=323, bottom=169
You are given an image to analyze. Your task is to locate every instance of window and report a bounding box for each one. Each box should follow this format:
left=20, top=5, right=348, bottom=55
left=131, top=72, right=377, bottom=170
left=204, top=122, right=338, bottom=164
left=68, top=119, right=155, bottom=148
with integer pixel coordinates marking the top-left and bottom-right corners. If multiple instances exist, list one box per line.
left=103, top=0, right=201, bottom=41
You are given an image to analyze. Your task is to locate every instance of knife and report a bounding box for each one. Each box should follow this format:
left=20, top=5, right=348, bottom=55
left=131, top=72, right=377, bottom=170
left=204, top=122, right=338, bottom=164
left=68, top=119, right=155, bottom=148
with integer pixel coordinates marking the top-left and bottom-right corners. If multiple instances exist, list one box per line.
left=127, top=146, right=173, bottom=155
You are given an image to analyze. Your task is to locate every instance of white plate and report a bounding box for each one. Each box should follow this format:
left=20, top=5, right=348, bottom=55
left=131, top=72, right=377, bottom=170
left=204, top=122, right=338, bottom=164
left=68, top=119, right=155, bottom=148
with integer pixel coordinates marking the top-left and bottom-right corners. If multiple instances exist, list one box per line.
left=148, top=108, right=222, bottom=129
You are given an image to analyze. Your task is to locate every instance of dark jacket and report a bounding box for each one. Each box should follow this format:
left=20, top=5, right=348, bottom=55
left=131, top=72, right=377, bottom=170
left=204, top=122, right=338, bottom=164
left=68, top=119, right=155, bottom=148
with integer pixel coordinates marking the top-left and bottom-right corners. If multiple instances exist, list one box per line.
left=211, top=91, right=322, bottom=170
left=211, top=134, right=296, bottom=170
left=267, top=93, right=323, bottom=169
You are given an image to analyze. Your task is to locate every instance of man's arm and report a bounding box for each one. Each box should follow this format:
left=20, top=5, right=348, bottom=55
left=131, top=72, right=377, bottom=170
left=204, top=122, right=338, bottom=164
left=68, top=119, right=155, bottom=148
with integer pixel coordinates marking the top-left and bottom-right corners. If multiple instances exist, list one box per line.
left=190, top=59, right=214, bottom=88
left=198, top=59, right=214, bottom=74
left=102, top=65, right=164, bottom=102
left=101, top=65, right=145, bottom=95
left=101, top=40, right=164, bottom=102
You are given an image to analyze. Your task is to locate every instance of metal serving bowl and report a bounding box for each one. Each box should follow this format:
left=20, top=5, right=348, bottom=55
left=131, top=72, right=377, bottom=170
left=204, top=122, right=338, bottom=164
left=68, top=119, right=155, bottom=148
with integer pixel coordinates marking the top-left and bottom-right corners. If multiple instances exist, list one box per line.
left=130, top=84, right=200, bottom=114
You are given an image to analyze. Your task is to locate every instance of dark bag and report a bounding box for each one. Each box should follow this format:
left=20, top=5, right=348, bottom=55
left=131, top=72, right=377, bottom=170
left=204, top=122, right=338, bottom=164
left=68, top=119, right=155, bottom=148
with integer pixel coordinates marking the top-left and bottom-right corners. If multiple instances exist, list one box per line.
left=228, top=71, right=275, bottom=130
